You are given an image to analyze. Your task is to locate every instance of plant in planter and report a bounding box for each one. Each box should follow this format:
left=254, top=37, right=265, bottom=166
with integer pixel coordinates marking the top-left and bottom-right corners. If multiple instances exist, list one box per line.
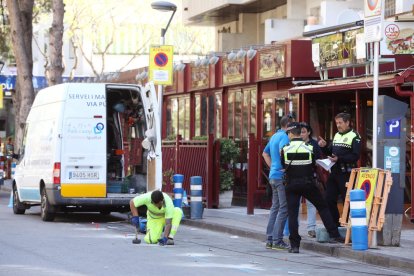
left=218, top=138, right=240, bottom=207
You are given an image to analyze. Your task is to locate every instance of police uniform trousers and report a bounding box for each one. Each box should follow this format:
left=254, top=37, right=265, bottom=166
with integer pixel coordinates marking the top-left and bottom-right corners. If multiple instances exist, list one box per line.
left=324, top=168, right=350, bottom=227
left=285, top=177, right=340, bottom=249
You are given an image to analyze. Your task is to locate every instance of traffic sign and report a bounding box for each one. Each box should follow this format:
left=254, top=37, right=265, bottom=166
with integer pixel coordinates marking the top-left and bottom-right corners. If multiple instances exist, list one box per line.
left=364, top=0, right=381, bottom=17
left=149, top=45, right=174, bottom=85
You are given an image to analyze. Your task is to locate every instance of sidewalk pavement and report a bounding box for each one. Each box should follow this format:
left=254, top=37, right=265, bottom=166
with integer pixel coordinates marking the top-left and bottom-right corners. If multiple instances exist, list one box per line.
left=3, top=179, right=414, bottom=274
left=183, top=207, right=414, bottom=275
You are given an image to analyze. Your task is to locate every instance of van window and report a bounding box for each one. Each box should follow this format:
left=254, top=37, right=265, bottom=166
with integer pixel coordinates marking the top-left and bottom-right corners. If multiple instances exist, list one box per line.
left=19, top=124, right=29, bottom=160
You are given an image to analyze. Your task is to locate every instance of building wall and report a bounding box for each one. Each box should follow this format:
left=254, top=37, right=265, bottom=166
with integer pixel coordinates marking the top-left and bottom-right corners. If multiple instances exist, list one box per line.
left=396, top=0, right=414, bottom=13
left=264, top=19, right=304, bottom=44
left=183, top=0, right=255, bottom=23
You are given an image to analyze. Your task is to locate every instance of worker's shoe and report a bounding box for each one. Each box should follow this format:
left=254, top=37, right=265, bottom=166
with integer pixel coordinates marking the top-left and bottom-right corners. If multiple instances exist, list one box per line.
left=329, top=236, right=345, bottom=244
left=265, top=241, right=273, bottom=249
left=272, top=241, right=290, bottom=250
left=307, top=230, right=316, bottom=238
left=166, top=238, right=174, bottom=245
left=288, top=247, right=299, bottom=253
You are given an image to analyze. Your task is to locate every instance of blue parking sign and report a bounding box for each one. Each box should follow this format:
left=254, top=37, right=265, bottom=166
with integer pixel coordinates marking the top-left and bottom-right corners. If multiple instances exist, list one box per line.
left=385, top=118, right=401, bottom=138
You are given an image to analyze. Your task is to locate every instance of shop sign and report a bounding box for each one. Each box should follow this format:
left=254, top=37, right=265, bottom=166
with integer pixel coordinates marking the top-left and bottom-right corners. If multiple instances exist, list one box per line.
left=0, top=75, right=16, bottom=91
left=381, top=22, right=414, bottom=55
left=312, top=28, right=365, bottom=69
left=190, top=64, right=209, bottom=90
left=258, top=47, right=285, bottom=80
left=222, top=58, right=245, bottom=86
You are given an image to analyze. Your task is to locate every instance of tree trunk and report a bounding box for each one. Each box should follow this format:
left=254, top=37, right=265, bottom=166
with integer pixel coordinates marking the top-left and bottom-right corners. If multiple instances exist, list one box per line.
left=47, top=0, right=64, bottom=86
left=7, top=0, right=35, bottom=152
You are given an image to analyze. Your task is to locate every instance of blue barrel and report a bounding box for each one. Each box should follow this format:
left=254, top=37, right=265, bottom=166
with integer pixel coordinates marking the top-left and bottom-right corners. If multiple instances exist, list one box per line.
left=350, top=189, right=368, bottom=251
left=190, top=176, right=203, bottom=219
left=172, top=174, right=184, bottom=208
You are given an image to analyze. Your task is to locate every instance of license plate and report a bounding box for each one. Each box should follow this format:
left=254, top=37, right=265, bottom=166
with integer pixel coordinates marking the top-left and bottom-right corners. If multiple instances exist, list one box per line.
left=69, top=171, right=99, bottom=180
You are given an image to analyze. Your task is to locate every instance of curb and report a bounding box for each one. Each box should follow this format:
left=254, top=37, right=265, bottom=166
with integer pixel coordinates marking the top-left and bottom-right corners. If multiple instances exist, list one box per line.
left=182, top=218, right=414, bottom=275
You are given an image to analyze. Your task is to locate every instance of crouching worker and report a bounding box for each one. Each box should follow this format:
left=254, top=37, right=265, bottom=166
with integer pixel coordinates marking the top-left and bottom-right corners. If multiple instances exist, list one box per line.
left=129, top=190, right=182, bottom=245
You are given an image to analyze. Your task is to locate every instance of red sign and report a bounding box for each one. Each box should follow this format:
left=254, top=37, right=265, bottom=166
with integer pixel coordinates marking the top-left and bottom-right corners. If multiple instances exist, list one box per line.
left=154, top=53, right=168, bottom=67
left=367, top=0, right=379, bottom=11
left=385, top=24, right=400, bottom=40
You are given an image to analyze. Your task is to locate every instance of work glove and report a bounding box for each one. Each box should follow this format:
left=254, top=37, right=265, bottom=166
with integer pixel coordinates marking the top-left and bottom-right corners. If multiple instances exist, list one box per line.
left=158, top=236, right=169, bottom=246
left=130, top=216, right=140, bottom=228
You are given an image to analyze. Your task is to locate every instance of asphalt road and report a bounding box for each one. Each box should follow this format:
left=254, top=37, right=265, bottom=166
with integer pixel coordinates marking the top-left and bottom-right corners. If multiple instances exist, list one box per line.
left=0, top=190, right=408, bottom=276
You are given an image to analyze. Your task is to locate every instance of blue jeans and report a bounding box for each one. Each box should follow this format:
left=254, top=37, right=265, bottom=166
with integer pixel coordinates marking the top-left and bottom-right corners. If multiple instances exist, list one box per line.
left=266, top=179, right=288, bottom=243
left=306, top=199, right=316, bottom=231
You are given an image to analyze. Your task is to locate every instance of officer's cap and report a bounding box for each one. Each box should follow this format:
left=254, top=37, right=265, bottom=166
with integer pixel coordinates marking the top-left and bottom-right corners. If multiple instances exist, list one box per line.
left=286, top=122, right=301, bottom=132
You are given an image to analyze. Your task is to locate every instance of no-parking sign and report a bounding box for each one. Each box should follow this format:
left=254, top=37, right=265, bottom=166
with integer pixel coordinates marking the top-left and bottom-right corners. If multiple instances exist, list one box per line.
left=356, top=168, right=379, bottom=218
left=149, top=45, right=174, bottom=85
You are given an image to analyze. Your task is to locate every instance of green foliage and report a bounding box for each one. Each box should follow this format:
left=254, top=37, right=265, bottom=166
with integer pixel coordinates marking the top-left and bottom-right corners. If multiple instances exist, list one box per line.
left=162, top=168, right=174, bottom=186
left=193, top=136, right=208, bottom=140
left=219, top=138, right=240, bottom=192
left=219, top=138, right=240, bottom=165
left=220, top=169, right=234, bottom=192
left=166, top=134, right=177, bottom=141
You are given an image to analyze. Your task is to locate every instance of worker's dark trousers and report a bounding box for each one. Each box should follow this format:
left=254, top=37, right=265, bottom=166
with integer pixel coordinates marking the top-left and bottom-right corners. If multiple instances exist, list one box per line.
left=324, top=171, right=350, bottom=226
left=285, top=178, right=340, bottom=249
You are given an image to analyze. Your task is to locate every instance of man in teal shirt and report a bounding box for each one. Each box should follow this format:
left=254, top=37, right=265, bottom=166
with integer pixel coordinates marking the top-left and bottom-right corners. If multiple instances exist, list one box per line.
left=130, top=190, right=182, bottom=245
left=262, top=115, right=294, bottom=250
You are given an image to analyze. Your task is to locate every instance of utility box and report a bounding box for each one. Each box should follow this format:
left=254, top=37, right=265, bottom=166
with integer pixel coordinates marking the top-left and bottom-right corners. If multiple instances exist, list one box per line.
left=377, top=95, right=408, bottom=246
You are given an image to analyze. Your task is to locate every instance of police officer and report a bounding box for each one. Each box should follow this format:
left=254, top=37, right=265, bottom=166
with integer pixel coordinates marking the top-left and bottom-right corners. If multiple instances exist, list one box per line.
left=282, top=122, right=344, bottom=253
left=318, top=112, right=361, bottom=226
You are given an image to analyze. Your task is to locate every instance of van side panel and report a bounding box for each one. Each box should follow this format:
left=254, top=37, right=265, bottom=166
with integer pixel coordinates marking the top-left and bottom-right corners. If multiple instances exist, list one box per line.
left=60, top=84, right=107, bottom=198
left=15, top=85, right=65, bottom=202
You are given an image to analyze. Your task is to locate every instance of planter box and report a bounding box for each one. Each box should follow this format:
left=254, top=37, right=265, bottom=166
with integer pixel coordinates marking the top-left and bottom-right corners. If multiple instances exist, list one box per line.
left=218, top=190, right=233, bottom=208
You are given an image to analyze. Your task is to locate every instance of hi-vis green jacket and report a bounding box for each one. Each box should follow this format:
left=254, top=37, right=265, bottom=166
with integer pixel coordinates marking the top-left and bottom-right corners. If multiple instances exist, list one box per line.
left=321, top=128, right=361, bottom=171
left=281, top=138, right=315, bottom=179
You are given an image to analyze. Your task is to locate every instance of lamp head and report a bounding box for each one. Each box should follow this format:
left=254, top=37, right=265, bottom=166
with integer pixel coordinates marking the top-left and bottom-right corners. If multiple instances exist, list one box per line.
left=247, top=47, right=257, bottom=61
left=209, top=56, right=219, bottom=65
left=227, top=51, right=237, bottom=61
left=236, top=48, right=246, bottom=59
left=151, top=1, right=177, bottom=12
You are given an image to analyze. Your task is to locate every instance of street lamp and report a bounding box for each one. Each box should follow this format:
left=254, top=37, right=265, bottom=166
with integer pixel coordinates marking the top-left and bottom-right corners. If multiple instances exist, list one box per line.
left=151, top=1, right=177, bottom=45
left=151, top=1, right=177, bottom=190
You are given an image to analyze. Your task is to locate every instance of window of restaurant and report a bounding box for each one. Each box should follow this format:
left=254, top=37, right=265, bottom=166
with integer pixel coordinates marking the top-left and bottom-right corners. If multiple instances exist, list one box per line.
left=166, top=96, right=190, bottom=139
left=262, top=96, right=287, bottom=139
left=195, top=91, right=222, bottom=138
left=228, top=87, right=257, bottom=140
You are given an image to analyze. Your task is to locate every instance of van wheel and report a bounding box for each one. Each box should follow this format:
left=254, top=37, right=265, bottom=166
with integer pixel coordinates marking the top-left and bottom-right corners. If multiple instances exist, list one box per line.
left=41, top=188, right=55, bottom=222
left=13, top=186, right=26, bottom=215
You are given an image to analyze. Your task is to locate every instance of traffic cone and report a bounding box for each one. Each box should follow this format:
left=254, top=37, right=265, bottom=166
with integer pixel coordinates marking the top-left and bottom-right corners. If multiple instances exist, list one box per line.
left=7, top=191, right=13, bottom=208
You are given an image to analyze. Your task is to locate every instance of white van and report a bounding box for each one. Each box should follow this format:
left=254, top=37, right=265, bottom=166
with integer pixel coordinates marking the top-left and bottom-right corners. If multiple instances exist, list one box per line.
left=12, top=83, right=161, bottom=221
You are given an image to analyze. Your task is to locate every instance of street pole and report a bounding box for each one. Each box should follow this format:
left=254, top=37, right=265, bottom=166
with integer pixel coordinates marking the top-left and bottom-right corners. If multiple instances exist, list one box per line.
left=372, top=41, right=379, bottom=169
left=371, top=40, right=380, bottom=249
left=151, top=1, right=176, bottom=190
left=156, top=31, right=165, bottom=192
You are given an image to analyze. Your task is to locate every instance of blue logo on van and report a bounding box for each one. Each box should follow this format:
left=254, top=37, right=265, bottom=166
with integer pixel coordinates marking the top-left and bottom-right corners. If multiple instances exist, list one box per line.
left=94, top=123, right=105, bottom=134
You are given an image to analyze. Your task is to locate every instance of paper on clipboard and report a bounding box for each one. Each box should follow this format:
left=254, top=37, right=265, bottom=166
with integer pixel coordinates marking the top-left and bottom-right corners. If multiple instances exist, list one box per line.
left=316, top=158, right=335, bottom=172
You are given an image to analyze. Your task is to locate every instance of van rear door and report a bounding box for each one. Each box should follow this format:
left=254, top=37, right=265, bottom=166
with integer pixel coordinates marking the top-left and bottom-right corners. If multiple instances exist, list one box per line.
left=60, top=84, right=107, bottom=198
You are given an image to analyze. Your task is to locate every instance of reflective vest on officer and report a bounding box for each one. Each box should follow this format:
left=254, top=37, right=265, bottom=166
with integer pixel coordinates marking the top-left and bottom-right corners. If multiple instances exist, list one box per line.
left=283, top=140, right=314, bottom=179
left=331, top=129, right=360, bottom=172
left=332, top=131, right=358, bottom=150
